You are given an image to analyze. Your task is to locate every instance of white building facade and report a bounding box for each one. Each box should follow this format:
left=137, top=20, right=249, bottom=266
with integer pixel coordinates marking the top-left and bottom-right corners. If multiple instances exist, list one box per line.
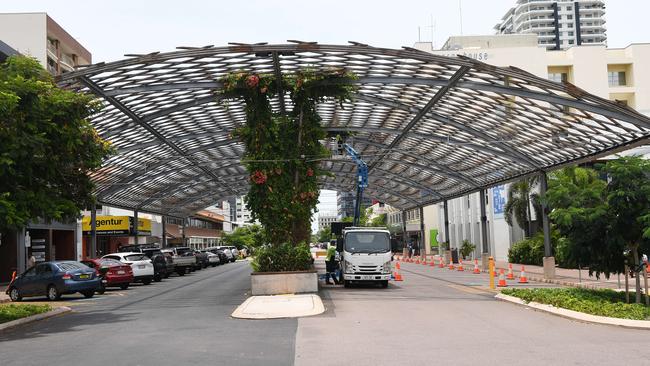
left=494, top=0, right=606, bottom=50
left=409, top=35, right=650, bottom=261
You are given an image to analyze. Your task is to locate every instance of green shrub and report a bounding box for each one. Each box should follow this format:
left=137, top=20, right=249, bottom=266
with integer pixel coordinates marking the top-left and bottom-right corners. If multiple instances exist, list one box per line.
left=250, top=243, right=313, bottom=272
left=508, top=235, right=544, bottom=265
left=460, top=240, right=476, bottom=258
left=502, top=288, right=650, bottom=320
left=0, top=304, right=51, bottom=323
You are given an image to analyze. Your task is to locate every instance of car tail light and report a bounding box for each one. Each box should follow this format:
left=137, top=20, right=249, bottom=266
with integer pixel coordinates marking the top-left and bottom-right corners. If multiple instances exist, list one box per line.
left=62, top=273, right=72, bottom=280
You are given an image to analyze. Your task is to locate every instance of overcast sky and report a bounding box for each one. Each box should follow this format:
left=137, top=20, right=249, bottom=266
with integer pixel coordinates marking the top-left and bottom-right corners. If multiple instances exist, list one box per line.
left=4, top=0, right=648, bottom=63
left=4, top=0, right=647, bottom=233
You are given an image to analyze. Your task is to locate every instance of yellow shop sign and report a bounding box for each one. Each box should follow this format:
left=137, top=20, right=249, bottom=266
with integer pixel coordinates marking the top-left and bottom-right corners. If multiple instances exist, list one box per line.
left=82, top=216, right=130, bottom=235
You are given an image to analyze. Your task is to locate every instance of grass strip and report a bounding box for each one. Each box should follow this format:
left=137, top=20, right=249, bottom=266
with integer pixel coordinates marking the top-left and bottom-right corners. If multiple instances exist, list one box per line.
left=0, top=304, right=52, bottom=324
left=501, top=288, right=650, bottom=320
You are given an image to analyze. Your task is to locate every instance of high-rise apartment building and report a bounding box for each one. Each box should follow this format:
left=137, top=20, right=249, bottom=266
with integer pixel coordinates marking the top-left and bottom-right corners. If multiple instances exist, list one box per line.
left=336, top=191, right=372, bottom=219
left=0, top=13, right=91, bottom=75
left=494, top=0, right=606, bottom=50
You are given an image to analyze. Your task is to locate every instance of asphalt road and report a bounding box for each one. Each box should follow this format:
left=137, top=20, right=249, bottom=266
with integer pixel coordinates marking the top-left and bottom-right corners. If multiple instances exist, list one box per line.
left=295, top=261, right=650, bottom=366
left=1, top=261, right=297, bottom=366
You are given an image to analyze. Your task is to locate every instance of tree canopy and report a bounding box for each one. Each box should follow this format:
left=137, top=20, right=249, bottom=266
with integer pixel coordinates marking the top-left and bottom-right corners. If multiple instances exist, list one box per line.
left=0, top=56, right=113, bottom=230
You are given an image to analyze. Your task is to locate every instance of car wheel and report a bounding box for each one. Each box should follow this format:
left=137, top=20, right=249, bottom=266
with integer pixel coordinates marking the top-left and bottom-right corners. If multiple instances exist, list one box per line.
left=47, top=285, right=61, bottom=301
left=142, top=278, right=152, bottom=285
left=9, top=287, right=22, bottom=302
left=164, top=272, right=171, bottom=279
left=82, top=290, right=95, bottom=298
left=96, top=284, right=106, bottom=295
left=119, top=283, right=129, bottom=290
left=154, top=273, right=162, bottom=282
left=211, top=263, right=217, bottom=267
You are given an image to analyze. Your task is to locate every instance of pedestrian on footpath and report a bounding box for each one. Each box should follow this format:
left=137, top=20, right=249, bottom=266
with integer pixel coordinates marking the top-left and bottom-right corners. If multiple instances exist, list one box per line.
left=325, top=245, right=340, bottom=285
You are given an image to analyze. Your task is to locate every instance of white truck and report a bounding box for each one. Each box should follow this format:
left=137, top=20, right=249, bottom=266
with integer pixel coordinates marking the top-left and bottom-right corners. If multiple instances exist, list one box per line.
left=339, top=227, right=392, bottom=288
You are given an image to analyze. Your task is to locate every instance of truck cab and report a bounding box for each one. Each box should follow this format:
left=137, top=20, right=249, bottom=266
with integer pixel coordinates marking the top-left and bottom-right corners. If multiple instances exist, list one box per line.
left=339, top=227, right=392, bottom=288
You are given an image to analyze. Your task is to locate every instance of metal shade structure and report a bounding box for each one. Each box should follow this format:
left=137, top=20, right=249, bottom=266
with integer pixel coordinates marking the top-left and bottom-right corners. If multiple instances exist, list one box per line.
left=57, top=42, right=650, bottom=217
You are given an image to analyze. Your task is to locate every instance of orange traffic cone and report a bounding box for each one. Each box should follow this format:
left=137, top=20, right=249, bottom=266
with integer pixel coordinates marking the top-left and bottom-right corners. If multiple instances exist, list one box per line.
left=473, top=259, right=481, bottom=274
left=422, top=258, right=428, bottom=265
left=439, top=257, right=445, bottom=268
left=457, top=259, right=464, bottom=271
left=395, top=261, right=401, bottom=270
left=497, top=269, right=508, bottom=287
left=519, top=266, right=529, bottom=283
left=430, top=258, right=436, bottom=267
left=394, top=267, right=403, bottom=281
left=415, top=258, right=420, bottom=264
left=506, top=263, right=515, bottom=280
left=448, top=261, right=455, bottom=270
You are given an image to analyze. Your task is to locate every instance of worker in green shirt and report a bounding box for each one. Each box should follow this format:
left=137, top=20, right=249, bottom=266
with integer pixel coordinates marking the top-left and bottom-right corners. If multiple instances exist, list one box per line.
left=325, top=245, right=340, bottom=285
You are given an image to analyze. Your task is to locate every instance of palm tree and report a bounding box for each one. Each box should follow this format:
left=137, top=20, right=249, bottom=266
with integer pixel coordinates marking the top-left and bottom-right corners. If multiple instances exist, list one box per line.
left=504, top=177, right=542, bottom=238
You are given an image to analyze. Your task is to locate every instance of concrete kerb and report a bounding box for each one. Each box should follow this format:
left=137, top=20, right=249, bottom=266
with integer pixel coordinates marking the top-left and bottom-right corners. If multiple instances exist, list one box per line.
left=0, top=306, right=72, bottom=332
left=495, top=293, right=650, bottom=330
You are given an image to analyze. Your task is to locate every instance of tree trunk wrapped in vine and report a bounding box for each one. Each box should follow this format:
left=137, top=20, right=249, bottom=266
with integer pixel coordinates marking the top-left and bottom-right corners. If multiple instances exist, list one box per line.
left=220, top=70, right=355, bottom=247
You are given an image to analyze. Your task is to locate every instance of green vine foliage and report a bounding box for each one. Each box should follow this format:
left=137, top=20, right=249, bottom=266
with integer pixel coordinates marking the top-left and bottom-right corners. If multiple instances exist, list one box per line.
left=220, top=70, right=356, bottom=246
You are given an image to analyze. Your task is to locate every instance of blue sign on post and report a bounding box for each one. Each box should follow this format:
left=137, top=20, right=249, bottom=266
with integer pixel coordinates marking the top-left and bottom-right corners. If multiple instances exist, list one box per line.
left=492, top=185, right=506, bottom=218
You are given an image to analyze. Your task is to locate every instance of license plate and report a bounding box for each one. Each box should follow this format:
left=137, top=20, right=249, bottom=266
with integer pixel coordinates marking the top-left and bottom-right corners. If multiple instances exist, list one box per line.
left=138, top=265, right=145, bottom=269
left=117, top=270, right=125, bottom=275
left=79, top=274, right=90, bottom=279
left=360, top=275, right=374, bottom=280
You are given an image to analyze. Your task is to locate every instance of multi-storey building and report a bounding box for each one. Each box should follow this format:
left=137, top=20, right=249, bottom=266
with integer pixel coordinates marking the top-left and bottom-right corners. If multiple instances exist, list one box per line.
left=205, top=201, right=234, bottom=233
left=494, top=0, right=606, bottom=50
left=228, top=196, right=254, bottom=227
left=336, top=191, right=372, bottom=219
left=411, top=35, right=650, bottom=260
left=0, top=12, right=91, bottom=75
left=317, top=214, right=337, bottom=232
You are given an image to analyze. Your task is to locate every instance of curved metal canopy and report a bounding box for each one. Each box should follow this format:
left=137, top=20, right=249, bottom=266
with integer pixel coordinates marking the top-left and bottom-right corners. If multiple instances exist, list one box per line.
left=57, top=42, right=650, bottom=217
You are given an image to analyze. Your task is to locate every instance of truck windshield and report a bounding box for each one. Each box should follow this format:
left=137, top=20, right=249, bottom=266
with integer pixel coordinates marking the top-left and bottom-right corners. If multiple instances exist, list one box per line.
left=345, top=232, right=390, bottom=253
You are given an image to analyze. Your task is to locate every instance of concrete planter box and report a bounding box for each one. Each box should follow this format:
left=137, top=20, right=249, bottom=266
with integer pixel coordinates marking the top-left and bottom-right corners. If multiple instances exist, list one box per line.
left=251, top=270, right=318, bottom=296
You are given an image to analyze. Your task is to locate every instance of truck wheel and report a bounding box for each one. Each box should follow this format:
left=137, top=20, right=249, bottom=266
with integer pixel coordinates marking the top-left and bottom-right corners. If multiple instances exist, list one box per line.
left=380, top=280, right=389, bottom=288
left=176, top=269, right=185, bottom=276
left=343, top=280, right=350, bottom=288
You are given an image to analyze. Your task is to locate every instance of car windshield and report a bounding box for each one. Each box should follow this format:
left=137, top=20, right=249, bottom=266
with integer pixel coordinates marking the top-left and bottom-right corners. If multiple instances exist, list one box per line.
left=56, top=262, right=88, bottom=271
left=345, top=232, right=390, bottom=253
left=125, top=254, right=147, bottom=261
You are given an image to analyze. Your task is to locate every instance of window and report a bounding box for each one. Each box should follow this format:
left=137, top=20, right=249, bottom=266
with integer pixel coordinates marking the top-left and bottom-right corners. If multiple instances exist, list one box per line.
left=608, top=71, right=627, bottom=86
left=548, top=73, right=568, bottom=83
left=568, top=31, right=574, bottom=36
left=569, top=40, right=574, bottom=45
left=567, top=15, right=573, bottom=20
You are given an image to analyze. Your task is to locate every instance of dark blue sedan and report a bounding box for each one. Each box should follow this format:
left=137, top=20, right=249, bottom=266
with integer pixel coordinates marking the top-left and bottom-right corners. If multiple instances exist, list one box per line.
left=6, top=261, right=100, bottom=301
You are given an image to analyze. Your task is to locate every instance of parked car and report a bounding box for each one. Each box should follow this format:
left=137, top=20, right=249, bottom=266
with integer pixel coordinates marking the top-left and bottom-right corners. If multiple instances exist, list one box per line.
left=161, top=248, right=195, bottom=275
left=193, top=250, right=209, bottom=269
left=203, top=251, right=220, bottom=267
left=161, top=251, right=176, bottom=277
left=207, top=248, right=229, bottom=264
left=218, top=247, right=234, bottom=262
left=81, top=258, right=133, bottom=292
left=140, top=248, right=170, bottom=281
left=6, top=261, right=100, bottom=301
left=228, top=246, right=240, bottom=260
left=102, top=252, right=154, bottom=285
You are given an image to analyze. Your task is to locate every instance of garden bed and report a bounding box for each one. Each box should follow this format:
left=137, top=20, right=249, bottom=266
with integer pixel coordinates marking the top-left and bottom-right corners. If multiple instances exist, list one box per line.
left=501, top=288, right=650, bottom=320
left=0, top=304, right=52, bottom=324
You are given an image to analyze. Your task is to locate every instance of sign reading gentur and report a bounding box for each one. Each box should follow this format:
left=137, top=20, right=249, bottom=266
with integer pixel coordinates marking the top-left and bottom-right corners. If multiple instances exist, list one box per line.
left=82, top=216, right=152, bottom=236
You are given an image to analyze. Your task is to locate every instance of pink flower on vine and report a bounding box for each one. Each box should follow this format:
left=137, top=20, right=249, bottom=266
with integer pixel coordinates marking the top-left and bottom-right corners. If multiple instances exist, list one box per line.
left=306, top=168, right=314, bottom=177
left=246, top=75, right=260, bottom=88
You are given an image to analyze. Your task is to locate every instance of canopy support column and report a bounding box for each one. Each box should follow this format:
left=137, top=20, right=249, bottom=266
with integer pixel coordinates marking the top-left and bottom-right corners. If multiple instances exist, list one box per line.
left=402, top=210, right=407, bottom=256
left=540, top=171, right=556, bottom=279
left=134, top=209, right=139, bottom=246
left=419, top=206, right=425, bottom=258
left=90, top=203, right=97, bottom=258
left=161, top=216, right=167, bottom=248
left=479, top=189, right=490, bottom=270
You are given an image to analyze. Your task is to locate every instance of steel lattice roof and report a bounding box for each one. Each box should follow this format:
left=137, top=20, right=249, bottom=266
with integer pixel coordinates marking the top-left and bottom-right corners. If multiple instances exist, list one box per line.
left=56, top=42, right=650, bottom=218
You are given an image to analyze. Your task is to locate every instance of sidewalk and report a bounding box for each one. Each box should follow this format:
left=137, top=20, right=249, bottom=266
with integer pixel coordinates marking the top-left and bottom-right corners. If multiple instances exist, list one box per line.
left=0, top=291, right=10, bottom=303
left=403, top=255, right=627, bottom=290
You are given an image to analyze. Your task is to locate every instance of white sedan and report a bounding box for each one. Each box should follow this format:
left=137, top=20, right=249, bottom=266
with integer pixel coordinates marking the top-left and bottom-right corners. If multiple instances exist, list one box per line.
left=204, top=251, right=221, bottom=267
left=102, top=252, right=154, bottom=285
